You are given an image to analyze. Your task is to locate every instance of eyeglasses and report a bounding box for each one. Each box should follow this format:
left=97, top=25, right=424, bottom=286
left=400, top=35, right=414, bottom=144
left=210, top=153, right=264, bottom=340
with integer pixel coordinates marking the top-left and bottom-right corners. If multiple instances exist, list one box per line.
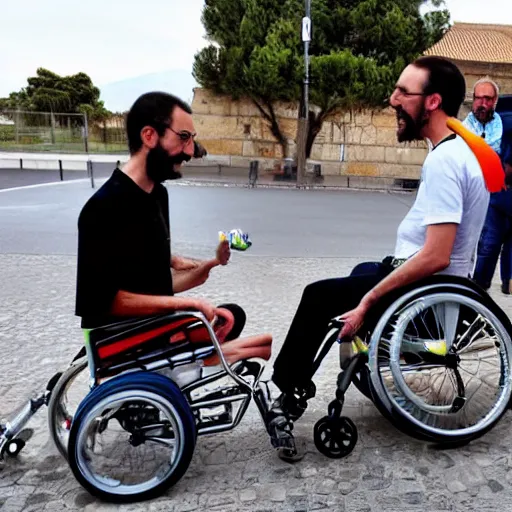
left=474, top=95, right=496, bottom=103
left=393, top=86, right=427, bottom=98
left=167, top=126, right=197, bottom=143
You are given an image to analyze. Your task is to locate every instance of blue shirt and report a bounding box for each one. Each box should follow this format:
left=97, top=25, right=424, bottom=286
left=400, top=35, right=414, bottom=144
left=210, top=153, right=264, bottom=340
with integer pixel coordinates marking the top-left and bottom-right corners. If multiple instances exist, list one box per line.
left=463, top=111, right=503, bottom=154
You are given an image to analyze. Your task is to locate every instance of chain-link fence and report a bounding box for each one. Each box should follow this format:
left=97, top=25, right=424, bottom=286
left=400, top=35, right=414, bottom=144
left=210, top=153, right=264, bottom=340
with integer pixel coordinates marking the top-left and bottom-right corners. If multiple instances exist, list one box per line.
left=0, top=110, right=128, bottom=154
left=87, top=115, right=127, bottom=153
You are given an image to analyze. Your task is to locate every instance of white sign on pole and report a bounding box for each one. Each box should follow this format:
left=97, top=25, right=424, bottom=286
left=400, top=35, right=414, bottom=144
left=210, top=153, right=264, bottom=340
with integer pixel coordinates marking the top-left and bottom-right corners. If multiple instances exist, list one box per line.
left=302, top=16, right=311, bottom=42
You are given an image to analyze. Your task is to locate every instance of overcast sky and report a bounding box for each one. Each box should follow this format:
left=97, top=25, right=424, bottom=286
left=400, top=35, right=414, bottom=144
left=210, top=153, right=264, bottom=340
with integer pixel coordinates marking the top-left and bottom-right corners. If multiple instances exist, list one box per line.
left=1, top=0, right=511, bottom=98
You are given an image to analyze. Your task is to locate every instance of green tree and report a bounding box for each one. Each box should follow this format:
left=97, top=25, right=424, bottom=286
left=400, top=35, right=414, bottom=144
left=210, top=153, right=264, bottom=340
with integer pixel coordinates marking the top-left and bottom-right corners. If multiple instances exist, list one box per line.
left=193, top=0, right=450, bottom=158
left=0, top=68, right=109, bottom=120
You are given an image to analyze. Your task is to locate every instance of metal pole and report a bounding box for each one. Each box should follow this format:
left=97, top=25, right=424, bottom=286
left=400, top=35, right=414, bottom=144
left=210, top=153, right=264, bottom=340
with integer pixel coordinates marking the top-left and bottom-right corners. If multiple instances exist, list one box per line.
left=50, top=111, right=56, bottom=145
left=83, top=113, right=89, bottom=154
left=304, top=0, right=310, bottom=119
left=296, top=0, right=311, bottom=188
left=15, top=109, right=20, bottom=145
left=88, top=160, right=95, bottom=189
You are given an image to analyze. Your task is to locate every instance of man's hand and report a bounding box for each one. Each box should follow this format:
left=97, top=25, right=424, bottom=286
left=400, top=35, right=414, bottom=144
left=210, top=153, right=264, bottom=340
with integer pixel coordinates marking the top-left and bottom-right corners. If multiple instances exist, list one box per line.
left=188, top=298, right=216, bottom=322
left=339, top=303, right=369, bottom=339
left=215, top=239, right=230, bottom=266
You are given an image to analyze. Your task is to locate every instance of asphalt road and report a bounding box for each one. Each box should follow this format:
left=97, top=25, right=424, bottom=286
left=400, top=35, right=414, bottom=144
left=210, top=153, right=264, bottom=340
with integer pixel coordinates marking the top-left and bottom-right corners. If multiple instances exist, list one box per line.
left=0, top=164, right=115, bottom=190
left=0, top=178, right=414, bottom=259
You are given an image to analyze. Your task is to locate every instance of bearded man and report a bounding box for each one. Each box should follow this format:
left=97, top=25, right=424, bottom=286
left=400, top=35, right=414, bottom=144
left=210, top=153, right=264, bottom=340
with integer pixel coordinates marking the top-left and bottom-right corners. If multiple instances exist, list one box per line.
left=463, top=77, right=503, bottom=154
left=267, top=57, right=493, bottom=460
left=75, top=92, right=273, bottom=365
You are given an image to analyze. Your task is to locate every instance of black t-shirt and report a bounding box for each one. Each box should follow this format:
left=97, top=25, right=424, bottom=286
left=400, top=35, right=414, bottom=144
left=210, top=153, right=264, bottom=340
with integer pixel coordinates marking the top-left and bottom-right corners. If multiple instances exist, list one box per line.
left=75, top=169, right=173, bottom=328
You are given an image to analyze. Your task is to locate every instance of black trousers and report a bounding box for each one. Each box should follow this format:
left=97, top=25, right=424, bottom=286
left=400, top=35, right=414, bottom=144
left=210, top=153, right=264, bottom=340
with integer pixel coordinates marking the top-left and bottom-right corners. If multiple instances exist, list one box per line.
left=272, top=262, right=393, bottom=393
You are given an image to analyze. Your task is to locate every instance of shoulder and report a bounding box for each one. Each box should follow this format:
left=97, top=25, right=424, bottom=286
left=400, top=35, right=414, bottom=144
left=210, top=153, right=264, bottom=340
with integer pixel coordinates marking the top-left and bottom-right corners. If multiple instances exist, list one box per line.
left=424, top=137, right=469, bottom=172
left=78, top=176, right=124, bottom=228
left=423, top=137, right=485, bottom=190
left=462, top=112, right=475, bottom=125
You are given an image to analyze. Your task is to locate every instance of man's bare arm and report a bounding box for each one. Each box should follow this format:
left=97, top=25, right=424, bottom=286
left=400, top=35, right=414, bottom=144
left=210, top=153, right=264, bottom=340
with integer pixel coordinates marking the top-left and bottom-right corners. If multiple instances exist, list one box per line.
left=110, top=290, right=215, bottom=321
left=361, top=223, right=458, bottom=309
left=172, top=260, right=219, bottom=293
left=171, top=240, right=230, bottom=272
left=171, top=255, right=202, bottom=270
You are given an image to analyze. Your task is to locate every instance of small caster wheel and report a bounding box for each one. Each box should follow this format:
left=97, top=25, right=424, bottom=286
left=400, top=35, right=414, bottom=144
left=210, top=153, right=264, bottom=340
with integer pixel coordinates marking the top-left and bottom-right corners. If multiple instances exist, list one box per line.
left=5, top=439, right=26, bottom=458
left=314, top=416, right=358, bottom=459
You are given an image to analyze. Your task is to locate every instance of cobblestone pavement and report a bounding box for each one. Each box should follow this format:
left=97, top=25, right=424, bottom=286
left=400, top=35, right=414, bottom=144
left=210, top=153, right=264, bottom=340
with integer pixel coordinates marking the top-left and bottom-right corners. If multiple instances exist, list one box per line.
left=2, top=253, right=512, bottom=512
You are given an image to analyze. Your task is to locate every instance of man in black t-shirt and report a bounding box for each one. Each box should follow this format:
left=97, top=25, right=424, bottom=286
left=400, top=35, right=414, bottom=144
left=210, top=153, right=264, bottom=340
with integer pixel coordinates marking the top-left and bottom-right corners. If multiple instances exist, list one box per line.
left=75, top=92, right=242, bottom=335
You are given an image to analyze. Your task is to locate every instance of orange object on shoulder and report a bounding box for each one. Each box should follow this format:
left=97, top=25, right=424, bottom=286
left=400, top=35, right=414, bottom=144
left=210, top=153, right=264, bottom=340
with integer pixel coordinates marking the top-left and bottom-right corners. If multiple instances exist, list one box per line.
left=446, top=117, right=505, bottom=193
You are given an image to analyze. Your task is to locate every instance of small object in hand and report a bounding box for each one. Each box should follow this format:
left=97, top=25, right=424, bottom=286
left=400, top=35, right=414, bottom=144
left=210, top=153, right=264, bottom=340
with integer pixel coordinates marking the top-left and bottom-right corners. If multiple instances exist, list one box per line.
left=218, top=229, right=252, bottom=251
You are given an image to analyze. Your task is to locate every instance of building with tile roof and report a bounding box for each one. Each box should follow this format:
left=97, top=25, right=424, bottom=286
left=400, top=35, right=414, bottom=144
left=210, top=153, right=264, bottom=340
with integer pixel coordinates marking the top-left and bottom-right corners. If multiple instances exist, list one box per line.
left=425, top=22, right=512, bottom=99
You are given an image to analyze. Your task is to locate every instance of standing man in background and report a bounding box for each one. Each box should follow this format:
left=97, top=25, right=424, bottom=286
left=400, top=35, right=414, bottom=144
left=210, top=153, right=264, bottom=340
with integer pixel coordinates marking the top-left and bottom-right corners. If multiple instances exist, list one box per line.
left=465, top=78, right=511, bottom=294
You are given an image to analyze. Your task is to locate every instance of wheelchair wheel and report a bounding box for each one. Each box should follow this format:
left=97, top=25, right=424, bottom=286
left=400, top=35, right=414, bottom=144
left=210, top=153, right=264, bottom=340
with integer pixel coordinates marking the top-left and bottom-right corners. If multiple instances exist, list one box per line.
left=314, top=416, right=357, bottom=458
left=368, top=286, right=512, bottom=445
left=47, top=356, right=89, bottom=460
left=67, top=372, right=196, bottom=503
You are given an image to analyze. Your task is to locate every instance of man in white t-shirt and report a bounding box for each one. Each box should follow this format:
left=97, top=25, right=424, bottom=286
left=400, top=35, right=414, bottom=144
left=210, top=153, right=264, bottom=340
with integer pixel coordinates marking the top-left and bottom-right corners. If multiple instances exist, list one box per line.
left=394, top=135, right=489, bottom=277
left=267, top=56, right=492, bottom=460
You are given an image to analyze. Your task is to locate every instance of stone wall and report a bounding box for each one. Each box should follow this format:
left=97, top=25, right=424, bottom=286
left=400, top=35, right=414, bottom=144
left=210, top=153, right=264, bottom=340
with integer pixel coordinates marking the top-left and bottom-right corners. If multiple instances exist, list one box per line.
left=456, top=61, right=512, bottom=97
left=192, top=88, right=427, bottom=180
left=192, top=58, right=512, bottom=180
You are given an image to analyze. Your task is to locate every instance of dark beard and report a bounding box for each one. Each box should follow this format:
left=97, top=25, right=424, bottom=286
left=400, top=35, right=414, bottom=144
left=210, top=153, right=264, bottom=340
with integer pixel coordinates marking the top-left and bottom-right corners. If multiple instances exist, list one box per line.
left=474, top=107, right=494, bottom=124
left=146, top=142, right=191, bottom=183
left=395, top=105, right=427, bottom=143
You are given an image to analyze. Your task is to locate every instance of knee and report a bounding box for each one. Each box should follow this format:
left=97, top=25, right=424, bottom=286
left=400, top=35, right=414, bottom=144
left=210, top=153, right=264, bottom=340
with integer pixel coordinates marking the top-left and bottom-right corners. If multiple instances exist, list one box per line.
left=302, top=281, right=324, bottom=302
left=218, top=303, right=246, bottom=325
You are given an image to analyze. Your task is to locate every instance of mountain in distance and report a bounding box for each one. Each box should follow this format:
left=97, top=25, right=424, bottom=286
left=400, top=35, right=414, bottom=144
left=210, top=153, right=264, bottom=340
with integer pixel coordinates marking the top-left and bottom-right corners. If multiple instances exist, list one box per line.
left=99, top=69, right=198, bottom=113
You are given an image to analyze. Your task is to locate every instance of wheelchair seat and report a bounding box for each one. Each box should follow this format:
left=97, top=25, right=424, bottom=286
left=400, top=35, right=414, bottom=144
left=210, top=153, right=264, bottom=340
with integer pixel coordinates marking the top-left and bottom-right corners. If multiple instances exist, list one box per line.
left=87, top=312, right=217, bottom=379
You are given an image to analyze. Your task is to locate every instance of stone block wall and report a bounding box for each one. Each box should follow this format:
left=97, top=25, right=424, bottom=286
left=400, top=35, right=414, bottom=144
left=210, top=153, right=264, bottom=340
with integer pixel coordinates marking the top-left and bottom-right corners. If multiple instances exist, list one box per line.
left=191, top=58, right=512, bottom=180
left=192, top=88, right=428, bottom=180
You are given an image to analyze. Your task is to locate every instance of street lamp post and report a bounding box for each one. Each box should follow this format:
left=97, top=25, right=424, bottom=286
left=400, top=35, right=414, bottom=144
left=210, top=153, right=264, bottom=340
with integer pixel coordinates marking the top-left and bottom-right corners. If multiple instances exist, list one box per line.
left=303, top=0, right=310, bottom=121
left=296, top=0, right=311, bottom=188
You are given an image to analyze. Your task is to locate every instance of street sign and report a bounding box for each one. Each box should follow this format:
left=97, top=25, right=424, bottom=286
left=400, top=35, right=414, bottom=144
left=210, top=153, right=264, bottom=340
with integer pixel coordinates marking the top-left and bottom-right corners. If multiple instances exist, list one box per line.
left=302, top=16, right=311, bottom=42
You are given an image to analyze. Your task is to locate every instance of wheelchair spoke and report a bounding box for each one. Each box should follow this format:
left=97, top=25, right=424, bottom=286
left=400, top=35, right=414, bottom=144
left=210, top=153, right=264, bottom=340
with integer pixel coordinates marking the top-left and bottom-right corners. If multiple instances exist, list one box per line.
left=136, top=423, right=175, bottom=434
left=454, top=316, right=486, bottom=352
left=417, top=311, right=436, bottom=342
left=400, top=362, right=446, bottom=372
left=144, top=436, right=177, bottom=448
left=457, top=336, right=497, bottom=356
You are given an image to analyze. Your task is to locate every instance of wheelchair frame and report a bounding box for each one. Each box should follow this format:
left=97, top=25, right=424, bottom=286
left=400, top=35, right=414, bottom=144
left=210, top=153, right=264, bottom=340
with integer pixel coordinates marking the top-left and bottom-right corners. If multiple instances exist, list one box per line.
left=0, top=311, right=283, bottom=465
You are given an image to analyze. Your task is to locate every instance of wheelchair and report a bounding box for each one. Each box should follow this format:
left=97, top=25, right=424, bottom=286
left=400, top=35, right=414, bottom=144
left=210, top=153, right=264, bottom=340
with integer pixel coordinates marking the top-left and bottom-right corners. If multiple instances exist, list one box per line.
left=1, top=275, right=511, bottom=503
left=310, top=275, right=512, bottom=458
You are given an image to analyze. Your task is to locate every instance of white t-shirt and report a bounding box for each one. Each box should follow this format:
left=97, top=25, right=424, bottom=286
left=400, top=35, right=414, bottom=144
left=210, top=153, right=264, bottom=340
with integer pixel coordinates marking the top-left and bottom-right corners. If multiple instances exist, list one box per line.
left=394, top=135, right=490, bottom=277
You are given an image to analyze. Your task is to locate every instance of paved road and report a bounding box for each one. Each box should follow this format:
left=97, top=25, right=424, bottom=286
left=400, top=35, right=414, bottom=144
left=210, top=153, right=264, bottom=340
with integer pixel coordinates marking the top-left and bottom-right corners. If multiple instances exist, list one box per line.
left=1, top=164, right=253, bottom=190
left=0, top=178, right=413, bottom=258
left=1, top=182, right=512, bottom=512
left=0, top=164, right=115, bottom=190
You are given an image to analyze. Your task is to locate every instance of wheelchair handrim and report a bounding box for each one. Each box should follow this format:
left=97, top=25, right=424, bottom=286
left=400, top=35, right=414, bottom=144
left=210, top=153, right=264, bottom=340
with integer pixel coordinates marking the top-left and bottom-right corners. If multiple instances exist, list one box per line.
left=48, top=358, right=89, bottom=459
left=369, top=289, right=512, bottom=439
left=74, top=390, right=185, bottom=496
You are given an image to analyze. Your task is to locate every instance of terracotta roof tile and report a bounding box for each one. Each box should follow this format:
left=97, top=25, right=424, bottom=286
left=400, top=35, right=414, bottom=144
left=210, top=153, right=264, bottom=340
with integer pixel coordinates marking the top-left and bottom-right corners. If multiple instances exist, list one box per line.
left=425, top=22, right=512, bottom=64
